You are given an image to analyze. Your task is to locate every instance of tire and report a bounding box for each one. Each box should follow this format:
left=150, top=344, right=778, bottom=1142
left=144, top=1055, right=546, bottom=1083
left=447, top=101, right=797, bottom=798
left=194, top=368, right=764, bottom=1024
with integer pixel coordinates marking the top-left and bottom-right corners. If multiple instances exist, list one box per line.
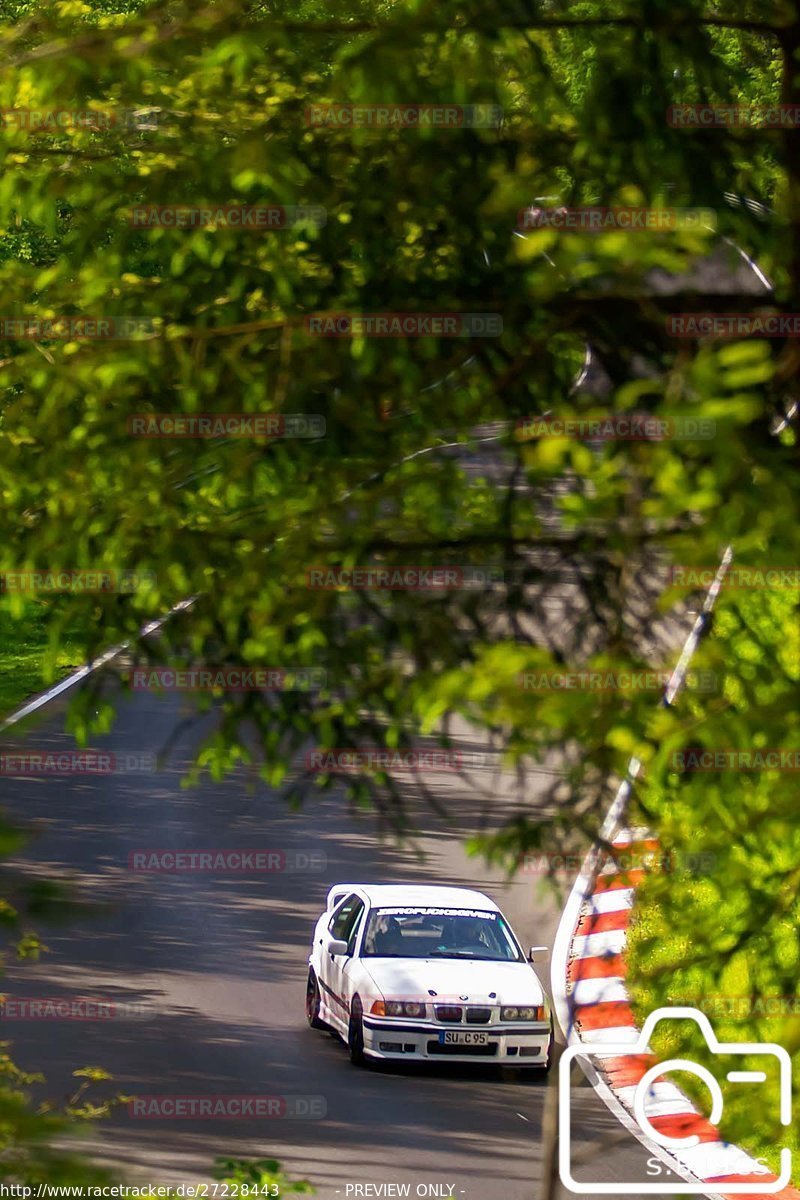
left=510, top=1019, right=553, bottom=1079
left=532, top=1017, right=555, bottom=1075
left=347, top=995, right=367, bottom=1066
left=531, top=1058, right=552, bottom=1077
left=305, top=968, right=326, bottom=1029
left=510, top=1060, right=551, bottom=1082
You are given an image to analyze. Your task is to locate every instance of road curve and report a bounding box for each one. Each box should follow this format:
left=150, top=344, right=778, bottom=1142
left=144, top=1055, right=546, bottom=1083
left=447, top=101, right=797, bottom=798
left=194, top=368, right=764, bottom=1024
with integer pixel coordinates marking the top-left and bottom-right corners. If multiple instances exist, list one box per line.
left=0, top=681, right=656, bottom=1198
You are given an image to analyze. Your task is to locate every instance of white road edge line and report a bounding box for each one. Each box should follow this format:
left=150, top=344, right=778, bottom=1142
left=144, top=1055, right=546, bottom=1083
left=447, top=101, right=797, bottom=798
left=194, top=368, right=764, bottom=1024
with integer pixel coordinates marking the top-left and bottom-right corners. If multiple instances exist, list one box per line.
left=0, top=597, right=197, bottom=735
left=549, top=551, right=738, bottom=1200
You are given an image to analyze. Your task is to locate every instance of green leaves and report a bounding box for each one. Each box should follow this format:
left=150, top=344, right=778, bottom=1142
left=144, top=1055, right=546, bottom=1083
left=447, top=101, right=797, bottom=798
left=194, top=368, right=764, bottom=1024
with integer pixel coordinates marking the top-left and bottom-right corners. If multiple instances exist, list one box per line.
left=213, top=1157, right=314, bottom=1195
left=0, top=0, right=796, bottom=1176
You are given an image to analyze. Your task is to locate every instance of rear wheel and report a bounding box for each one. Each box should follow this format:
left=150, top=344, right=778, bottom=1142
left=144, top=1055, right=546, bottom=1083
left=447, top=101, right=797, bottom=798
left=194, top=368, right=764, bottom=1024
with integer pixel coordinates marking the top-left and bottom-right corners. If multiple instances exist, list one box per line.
left=305, top=968, right=326, bottom=1029
left=347, top=995, right=367, bottom=1066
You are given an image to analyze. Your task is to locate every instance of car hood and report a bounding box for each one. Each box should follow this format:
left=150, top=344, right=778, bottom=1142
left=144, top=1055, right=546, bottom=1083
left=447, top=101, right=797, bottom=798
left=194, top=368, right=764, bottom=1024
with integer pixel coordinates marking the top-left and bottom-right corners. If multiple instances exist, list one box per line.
left=361, top=957, right=545, bottom=1006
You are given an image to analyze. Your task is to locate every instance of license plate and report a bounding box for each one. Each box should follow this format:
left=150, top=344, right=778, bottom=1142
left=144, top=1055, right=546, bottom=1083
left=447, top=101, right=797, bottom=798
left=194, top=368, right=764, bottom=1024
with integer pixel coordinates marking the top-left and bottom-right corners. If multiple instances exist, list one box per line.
left=440, top=1030, right=489, bottom=1046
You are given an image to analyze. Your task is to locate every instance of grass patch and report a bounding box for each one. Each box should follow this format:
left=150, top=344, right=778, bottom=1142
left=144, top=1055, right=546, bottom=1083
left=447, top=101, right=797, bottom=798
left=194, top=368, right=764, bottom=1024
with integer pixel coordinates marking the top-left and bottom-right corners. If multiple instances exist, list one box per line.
left=0, top=605, right=85, bottom=719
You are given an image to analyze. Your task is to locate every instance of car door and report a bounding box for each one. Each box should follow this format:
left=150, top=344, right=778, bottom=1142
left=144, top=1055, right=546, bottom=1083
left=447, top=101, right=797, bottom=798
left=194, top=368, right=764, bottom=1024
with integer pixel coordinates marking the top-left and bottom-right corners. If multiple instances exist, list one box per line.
left=318, top=893, right=364, bottom=1029
left=324, top=894, right=365, bottom=1029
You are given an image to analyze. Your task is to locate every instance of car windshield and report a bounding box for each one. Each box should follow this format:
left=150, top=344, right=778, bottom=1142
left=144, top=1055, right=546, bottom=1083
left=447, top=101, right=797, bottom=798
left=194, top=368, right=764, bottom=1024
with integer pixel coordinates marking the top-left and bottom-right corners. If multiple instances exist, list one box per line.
left=361, top=906, right=523, bottom=961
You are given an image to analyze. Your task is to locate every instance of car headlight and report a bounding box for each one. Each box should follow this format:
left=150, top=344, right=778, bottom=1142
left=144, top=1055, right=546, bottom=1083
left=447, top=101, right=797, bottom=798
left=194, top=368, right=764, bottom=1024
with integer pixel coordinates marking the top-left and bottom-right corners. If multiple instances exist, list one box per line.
left=371, top=1000, right=426, bottom=1017
left=403, top=1001, right=425, bottom=1017
left=501, top=1005, right=545, bottom=1021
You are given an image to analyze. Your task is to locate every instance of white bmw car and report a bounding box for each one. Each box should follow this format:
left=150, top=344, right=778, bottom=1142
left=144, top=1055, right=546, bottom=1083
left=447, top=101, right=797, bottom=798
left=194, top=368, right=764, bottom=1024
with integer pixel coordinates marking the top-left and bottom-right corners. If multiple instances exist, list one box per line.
left=306, top=883, right=552, bottom=1071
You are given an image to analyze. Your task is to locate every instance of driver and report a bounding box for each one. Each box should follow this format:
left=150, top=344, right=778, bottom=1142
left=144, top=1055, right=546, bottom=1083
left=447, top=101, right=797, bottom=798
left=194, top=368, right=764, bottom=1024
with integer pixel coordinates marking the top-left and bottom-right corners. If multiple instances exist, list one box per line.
left=441, top=916, right=488, bottom=950
left=371, top=914, right=404, bottom=955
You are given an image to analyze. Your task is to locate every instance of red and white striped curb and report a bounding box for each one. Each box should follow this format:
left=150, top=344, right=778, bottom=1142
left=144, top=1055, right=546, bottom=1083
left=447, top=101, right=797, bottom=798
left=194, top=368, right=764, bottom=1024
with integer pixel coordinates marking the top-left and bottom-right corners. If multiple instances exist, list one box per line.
left=552, top=822, right=797, bottom=1198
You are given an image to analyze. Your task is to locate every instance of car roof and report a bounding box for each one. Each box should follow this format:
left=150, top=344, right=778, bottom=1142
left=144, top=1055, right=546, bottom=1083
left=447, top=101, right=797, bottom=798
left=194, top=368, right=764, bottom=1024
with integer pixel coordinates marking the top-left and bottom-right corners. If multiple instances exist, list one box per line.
left=343, top=884, right=500, bottom=911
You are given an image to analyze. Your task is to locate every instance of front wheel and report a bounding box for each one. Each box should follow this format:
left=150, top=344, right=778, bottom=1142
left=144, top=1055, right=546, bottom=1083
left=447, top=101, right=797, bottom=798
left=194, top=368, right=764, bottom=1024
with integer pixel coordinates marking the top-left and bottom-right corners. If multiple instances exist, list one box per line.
left=347, top=996, right=367, bottom=1066
left=306, top=968, right=326, bottom=1029
left=535, top=1017, right=554, bottom=1073
left=508, top=1020, right=553, bottom=1080
left=529, top=1018, right=554, bottom=1076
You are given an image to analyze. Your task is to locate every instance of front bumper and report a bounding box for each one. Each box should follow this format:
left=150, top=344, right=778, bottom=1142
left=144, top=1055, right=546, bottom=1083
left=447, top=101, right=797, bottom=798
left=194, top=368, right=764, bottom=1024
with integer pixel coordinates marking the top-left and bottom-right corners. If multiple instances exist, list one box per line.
left=363, top=1017, right=551, bottom=1065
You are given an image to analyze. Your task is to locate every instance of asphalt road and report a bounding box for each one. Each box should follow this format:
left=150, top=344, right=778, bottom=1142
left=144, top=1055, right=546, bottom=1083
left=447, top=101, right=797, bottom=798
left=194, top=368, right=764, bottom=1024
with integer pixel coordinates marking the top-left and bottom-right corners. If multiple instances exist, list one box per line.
left=0, top=211, right=768, bottom=1200
left=0, top=681, right=658, bottom=1199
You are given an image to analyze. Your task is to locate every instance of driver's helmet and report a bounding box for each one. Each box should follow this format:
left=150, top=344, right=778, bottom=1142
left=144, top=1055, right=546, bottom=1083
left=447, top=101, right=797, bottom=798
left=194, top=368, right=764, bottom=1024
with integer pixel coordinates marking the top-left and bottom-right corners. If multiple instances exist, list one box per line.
left=372, top=914, right=403, bottom=954
left=443, top=916, right=486, bottom=947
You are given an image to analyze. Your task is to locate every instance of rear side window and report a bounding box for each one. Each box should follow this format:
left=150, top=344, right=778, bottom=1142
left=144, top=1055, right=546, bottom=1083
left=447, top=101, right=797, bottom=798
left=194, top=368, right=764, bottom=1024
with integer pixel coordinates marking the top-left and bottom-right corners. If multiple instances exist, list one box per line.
left=330, top=894, right=364, bottom=945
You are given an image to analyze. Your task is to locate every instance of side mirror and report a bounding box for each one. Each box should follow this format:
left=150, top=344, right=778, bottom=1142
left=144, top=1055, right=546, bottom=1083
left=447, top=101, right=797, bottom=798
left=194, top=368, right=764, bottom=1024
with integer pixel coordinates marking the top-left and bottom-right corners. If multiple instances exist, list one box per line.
left=529, top=945, right=549, bottom=964
left=327, top=937, right=349, bottom=957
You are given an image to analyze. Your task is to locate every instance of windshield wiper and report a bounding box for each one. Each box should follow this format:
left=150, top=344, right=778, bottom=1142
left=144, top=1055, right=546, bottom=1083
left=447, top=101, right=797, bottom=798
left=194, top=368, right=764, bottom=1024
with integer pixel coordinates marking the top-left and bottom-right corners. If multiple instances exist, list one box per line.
left=428, top=950, right=487, bottom=959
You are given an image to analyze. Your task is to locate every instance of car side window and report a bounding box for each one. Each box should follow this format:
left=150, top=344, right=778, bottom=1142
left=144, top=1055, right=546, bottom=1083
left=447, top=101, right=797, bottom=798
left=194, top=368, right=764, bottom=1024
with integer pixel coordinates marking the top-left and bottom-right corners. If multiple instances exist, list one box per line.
left=345, top=900, right=366, bottom=953
left=329, top=894, right=363, bottom=942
